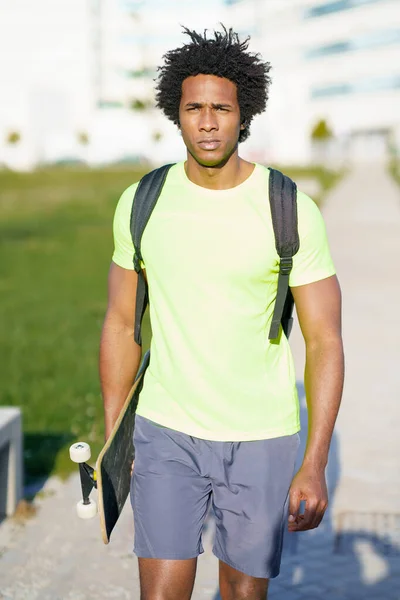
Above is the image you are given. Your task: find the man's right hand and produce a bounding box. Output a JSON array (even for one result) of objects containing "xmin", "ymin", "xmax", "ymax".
[{"xmin": 100, "ymin": 263, "xmax": 142, "ymax": 446}]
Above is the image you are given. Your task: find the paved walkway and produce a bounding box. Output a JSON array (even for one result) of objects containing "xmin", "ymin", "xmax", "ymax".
[{"xmin": 1, "ymin": 164, "xmax": 400, "ymax": 599}]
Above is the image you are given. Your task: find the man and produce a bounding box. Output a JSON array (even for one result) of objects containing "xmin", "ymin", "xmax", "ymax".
[{"xmin": 100, "ymin": 26, "xmax": 344, "ymax": 600}]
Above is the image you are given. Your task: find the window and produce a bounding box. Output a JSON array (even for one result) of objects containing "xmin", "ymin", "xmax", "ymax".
[
  {"xmin": 312, "ymin": 75, "xmax": 400, "ymax": 98},
  {"xmin": 352, "ymin": 75, "xmax": 400, "ymax": 92},
  {"xmin": 306, "ymin": 41, "xmax": 349, "ymax": 58},
  {"xmin": 304, "ymin": 0, "xmax": 383, "ymax": 19},
  {"xmin": 352, "ymin": 29, "xmax": 400, "ymax": 50},
  {"xmin": 312, "ymin": 83, "xmax": 351, "ymax": 97},
  {"xmin": 305, "ymin": 0, "xmax": 347, "ymax": 17},
  {"xmin": 306, "ymin": 29, "xmax": 400, "ymax": 58}
]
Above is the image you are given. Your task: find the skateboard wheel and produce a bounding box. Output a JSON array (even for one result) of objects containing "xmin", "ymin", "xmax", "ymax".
[
  {"xmin": 76, "ymin": 499, "xmax": 97, "ymax": 519},
  {"xmin": 69, "ymin": 442, "xmax": 91, "ymax": 463}
]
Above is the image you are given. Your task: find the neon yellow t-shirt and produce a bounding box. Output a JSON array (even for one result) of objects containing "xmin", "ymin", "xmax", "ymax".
[{"xmin": 112, "ymin": 162, "xmax": 335, "ymax": 441}]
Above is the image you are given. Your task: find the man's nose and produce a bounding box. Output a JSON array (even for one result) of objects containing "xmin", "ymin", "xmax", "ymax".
[{"xmin": 199, "ymin": 108, "xmax": 218, "ymax": 131}]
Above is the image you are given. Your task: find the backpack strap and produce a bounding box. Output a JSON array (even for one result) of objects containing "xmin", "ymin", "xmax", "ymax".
[
  {"xmin": 268, "ymin": 168, "xmax": 300, "ymax": 340},
  {"xmin": 130, "ymin": 164, "xmax": 175, "ymax": 345}
]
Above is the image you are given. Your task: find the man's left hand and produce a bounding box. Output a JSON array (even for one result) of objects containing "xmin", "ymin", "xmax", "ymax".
[{"xmin": 288, "ymin": 465, "xmax": 328, "ymax": 531}]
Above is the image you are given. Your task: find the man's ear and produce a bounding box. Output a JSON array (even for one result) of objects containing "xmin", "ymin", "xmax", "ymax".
[{"xmin": 240, "ymin": 120, "xmax": 247, "ymax": 130}]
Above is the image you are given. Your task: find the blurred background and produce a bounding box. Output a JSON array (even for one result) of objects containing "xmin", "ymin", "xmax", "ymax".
[
  {"xmin": 1, "ymin": 0, "xmax": 399, "ymax": 169},
  {"xmin": 0, "ymin": 1, "xmax": 400, "ymax": 598}
]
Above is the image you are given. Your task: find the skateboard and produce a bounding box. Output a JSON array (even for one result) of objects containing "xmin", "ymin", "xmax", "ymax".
[{"xmin": 69, "ymin": 351, "xmax": 150, "ymax": 544}]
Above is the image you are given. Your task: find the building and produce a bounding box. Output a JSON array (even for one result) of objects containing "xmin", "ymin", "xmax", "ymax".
[
  {"xmin": 0, "ymin": 0, "xmax": 92, "ymax": 169},
  {"xmin": 88, "ymin": 0, "xmax": 228, "ymax": 165},
  {"xmin": 1, "ymin": 0, "xmax": 398, "ymax": 168},
  {"xmin": 226, "ymin": 0, "xmax": 400, "ymax": 165},
  {"xmin": 0, "ymin": 0, "xmax": 227, "ymax": 169}
]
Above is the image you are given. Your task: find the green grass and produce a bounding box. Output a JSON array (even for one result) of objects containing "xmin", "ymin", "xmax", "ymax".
[
  {"xmin": 0, "ymin": 167, "xmax": 151, "ymax": 484},
  {"xmin": 389, "ymin": 159, "xmax": 400, "ymax": 187},
  {"xmin": 0, "ymin": 163, "xmax": 341, "ymax": 486},
  {"xmin": 273, "ymin": 164, "xmax": 345, "ymax": 205}
]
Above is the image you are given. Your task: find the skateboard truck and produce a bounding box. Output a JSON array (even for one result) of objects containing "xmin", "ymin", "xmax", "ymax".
[
  {"xmin": 69, "ymin": 442, "xmax": 98, "ymax": 519},
  {"xmin": 69, "ymin": 352, "xmax": 150, "ymax": 541}
]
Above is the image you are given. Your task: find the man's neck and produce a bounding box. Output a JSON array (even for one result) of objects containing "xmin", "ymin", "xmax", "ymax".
[{"xmin": 184, "ymin": 154, "xmax": 255, "ymax": 190}]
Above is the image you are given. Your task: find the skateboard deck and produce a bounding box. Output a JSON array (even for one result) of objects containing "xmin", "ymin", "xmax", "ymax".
[
  {"xmin": 96, "ymin": 351, "xmax": 150, "ymax": 543},
  {"xmin": 70, "ymin": 351, "xmax": 150, "ymax": 544}
]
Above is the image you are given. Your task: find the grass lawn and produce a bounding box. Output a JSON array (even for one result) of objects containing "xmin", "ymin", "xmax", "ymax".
[
  {"xmin": 0, "ymin": 167, "xmax": 152, "ymax": 485},
  {"xmin": 0, "ymin": 163, "xmax": 340, "ymax": 487},
  {"xmin": 389, "ymin": 159, "xmax": 400, "ymax": 187},
  {"xmin": 275, "ymin": 164, "xmax": 344, "ymax": 205}
]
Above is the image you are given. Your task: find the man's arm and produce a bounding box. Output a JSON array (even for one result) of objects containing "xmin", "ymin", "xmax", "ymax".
[
  {"xmin": 288, "ymin": 274, "xmax": 344, "ymax": 531},
  {"xmin": 99, "ymin": 262, "xmax": 142, "ymax": 440}
]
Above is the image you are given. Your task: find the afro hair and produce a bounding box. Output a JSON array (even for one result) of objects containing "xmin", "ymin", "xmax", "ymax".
[{"xmin": 155, "ymin": 25, "xmax": 272, "ymax": 143}]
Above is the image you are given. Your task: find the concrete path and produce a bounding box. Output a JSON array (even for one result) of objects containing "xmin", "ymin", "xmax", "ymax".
[
  {"xmin": 1, "ymin": 164, "xmax": 400, "ymax": 599},
  {"xmin": 321, "ymin": 164, "xmax": 400, "ymax": 515}
]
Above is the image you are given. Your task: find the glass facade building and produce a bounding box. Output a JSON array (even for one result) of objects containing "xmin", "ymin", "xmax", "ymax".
[
  {"xmin": 304, "ymin": 0, "xmax": 385, "ymax": 19},
  {"xmin": 312, "ymin": 75, "xmax": 400, "ymax": 97},
  {"xmin": 224, "ymin": 0, "xmax": 400, "ymax": 164},
  {"xmin": 306, "ymin": 29, "xmax": 400, "ymax": 58}
]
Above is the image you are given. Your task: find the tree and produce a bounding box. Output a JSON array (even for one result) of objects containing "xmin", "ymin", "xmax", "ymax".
[
  {"xmin": 311, "ymin": 119, "xmax": 333, "ymax": 141},
  {"xmin": 77, "ymin": 131, "xmax": 89, "ymax": 145},
  {"xmin": 130, "ymin": 98, "xmax": 152, "ymax": 111},
  {"xmin": 152, "ymin": 131, "xmax": 163, "ymax": 143},
  {"xmin": 6, "ymin": 131, "xmax": 21, "ymax": 145}
]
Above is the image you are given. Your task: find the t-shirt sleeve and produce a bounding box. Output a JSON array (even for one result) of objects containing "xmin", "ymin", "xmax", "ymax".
[
  {"xmin": 289, "ymin": 190, "xmax": 336, "ymax": 287},
  {"xmin": 111, "ymin": 183, "xmax": 139, "ymax": 270}
]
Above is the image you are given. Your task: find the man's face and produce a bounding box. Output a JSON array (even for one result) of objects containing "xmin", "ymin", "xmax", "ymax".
[{"xmin": 179, "ymin": 74, "xmax": 242, "ymax": 167}]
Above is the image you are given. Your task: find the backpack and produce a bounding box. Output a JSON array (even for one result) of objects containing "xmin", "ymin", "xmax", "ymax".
[{"xmin": 130, "ymin": 164, "xmax": 300, "ymax": 347}]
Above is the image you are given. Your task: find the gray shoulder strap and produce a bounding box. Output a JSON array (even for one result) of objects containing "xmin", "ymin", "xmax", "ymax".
[
  {"xmin": 130, "ymin": 164, "xmax": 175, "ymax": 345},
  {"xmin": 131, "ymin": 164, "xmax": 175, "ymax": 271},
  {"xmin": 268, "ymin": 168, "xmax": 300, "ymax": 340}
]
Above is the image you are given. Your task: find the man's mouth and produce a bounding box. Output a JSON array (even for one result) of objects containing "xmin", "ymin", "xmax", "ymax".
[{"xmin": 198, "ymin": 140, "xmax": 221, "ymax": 150}]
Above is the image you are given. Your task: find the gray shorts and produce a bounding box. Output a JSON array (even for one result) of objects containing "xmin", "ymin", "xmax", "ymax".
[{"xmin": 130, "ymin": 415, "xmax": 299, "ymax": 579}]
